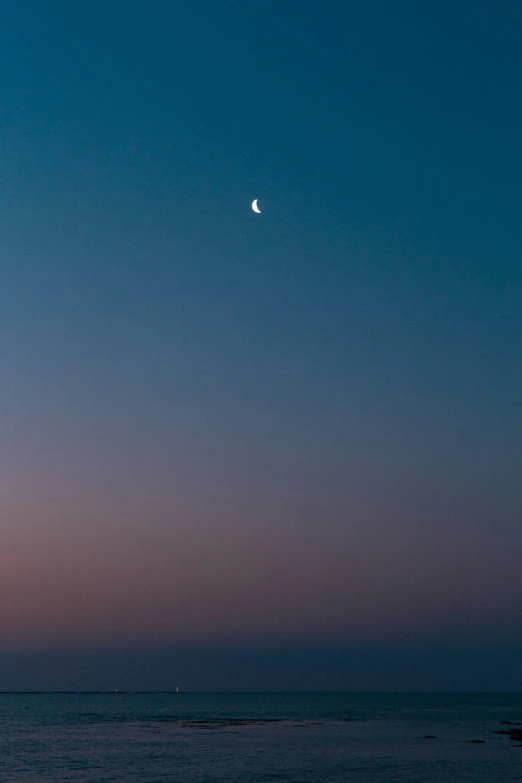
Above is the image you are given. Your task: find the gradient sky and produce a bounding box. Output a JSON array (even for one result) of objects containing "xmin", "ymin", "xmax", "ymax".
[{"xmin": 1, "ymin": 0, "xmax": 521, "ymax": 690}]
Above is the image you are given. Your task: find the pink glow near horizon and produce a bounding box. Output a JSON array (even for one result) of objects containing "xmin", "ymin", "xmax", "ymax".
[{"xmin": 2, "ymin": 459, "xmax": 519, "ymax": 651}]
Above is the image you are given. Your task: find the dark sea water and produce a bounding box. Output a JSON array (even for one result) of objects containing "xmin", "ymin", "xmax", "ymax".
[{"xmin": 1, "ymin": 692, "xmax": 522, "ymax": 782}]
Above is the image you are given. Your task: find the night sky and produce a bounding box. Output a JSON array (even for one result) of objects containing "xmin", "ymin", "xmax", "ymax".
[{"xmin": 2, "ymin": 1, "xmax": 521, "ymax": 691}]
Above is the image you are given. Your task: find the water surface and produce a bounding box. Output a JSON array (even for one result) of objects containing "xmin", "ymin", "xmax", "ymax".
[{"xmin": 2, "ymin": 692, "xmax": 522, "ymax": 781}]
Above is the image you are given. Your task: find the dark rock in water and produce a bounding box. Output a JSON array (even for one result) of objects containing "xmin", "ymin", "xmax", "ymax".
[
  {"xmin": 469, "ymin": 739, "xmax": 485, "ymax": 744},
  {"xmin": 181, "ymin": 718, "xmax": 282, "ymax": 730},
  {"xmin": 424, "ymin": 735, "xmax": 437, "ymax": 739},
  {"xmin": 508, "ymin": 729, "xmax": 522, "ymax": 742}
]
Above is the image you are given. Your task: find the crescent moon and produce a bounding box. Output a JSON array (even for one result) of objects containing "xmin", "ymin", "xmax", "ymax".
[{"xmin": 252, "ymin": 199, "xmax": 261, "ymax": 214}]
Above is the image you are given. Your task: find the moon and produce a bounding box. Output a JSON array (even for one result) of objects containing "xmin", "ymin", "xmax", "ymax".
[{"xmin": 251, "ymin": 199, "xmax": 261, "ymax": 214}]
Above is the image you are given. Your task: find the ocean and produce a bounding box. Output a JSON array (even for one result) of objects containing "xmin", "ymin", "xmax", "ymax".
[{"xmin": 1, "ymin": 692, "xmax": 522, "ymax": 782}]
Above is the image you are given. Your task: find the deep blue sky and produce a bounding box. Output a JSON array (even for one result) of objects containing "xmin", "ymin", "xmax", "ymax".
[{"xmin": 1, "ymin": 1, "xmax": 521, "ymax": 689}]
